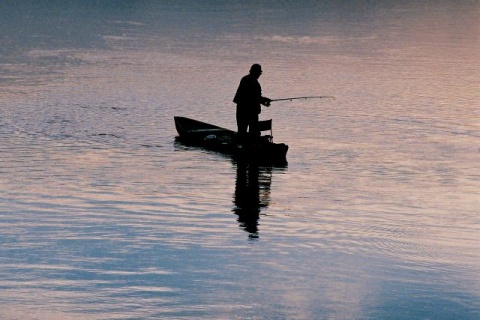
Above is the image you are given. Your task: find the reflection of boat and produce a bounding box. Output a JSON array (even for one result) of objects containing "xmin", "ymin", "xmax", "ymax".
[
  {"xmin": 232, "ymin": 159, "xmax": 287, "ymax": 239},
  {"xmin": 174, "ymin": 116, "xmax": 288, "ymax": 164},
  {"xmin": 232, "ymin": 161, "xmax": 272, "ymax": 239}
]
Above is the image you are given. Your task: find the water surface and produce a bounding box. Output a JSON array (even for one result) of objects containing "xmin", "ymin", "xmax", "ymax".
[{"xmin": 1, "ymin": 1, "xmax": 479, "ymax": 319}]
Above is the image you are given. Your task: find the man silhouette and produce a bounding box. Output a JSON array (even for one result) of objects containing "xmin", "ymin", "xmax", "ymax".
[{"xmin": 233, "ymin": 64, "xmax": 271, "ymax": 140}]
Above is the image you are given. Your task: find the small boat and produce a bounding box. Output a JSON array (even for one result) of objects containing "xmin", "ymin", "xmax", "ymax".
[{"xmin": 174, "ymin": 116, "xmax": 288, "ymax": 163}]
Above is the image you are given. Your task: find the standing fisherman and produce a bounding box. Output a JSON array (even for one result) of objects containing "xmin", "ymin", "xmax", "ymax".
[{"xmin": 233, "ymin": 64, "xmax": 271, "ymax": 140}]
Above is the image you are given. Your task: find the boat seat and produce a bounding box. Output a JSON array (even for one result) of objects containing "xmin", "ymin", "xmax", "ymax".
[{"xmin": 258, "ymin": 119, "xmax": 273, "ymax": 142}]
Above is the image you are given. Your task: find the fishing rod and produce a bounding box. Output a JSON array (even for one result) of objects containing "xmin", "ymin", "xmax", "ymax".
[{"xmin": 270, "ymin": 96, "xmax": 335, "ymax": 102}]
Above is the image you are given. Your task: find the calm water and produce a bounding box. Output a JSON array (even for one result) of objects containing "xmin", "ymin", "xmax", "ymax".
[{"xmin": 1, "ymin": 1, "xmax": 479, "ymax": 319}]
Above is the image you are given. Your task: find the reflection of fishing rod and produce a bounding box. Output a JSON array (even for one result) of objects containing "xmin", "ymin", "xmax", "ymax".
[{"xmin": 270, "ymin": 96, "xmax": 335, "ymax": 102}]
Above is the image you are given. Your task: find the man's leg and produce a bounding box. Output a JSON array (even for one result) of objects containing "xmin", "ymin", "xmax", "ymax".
[
  {"xmin": 236, "ymin": 107, "xmax": 248, "ymax": 142},
  {"xmin": 237, "ymin": 106, "xmax": 248, "ymax": 133},
  {"xmin": 248, "ymin": 113, "xmax": 260, "ymax": 138}
]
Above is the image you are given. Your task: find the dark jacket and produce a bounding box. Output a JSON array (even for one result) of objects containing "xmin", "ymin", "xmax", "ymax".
[{"xmin": 233, "ymin": 74, "xmax": 262, "ymax": 114}]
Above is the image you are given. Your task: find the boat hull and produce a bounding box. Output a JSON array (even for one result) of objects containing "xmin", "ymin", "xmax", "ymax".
[{"xmin": 174, "ymin": 116, "xmax": 288, "ymax": 164}]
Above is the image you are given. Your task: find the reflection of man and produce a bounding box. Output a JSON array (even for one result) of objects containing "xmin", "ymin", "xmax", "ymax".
[
  {"xmin": 233, "ymin": 64, "xmax": 271, "ymax": 139},
  {"xmin": 233, "ymin": 161, "xmax": 272, "ymax": 239}
]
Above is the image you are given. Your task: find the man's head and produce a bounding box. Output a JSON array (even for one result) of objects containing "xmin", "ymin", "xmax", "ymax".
[{"xmin": 249, "ymin": 64, "xmax": 263, "ymax": 78}]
